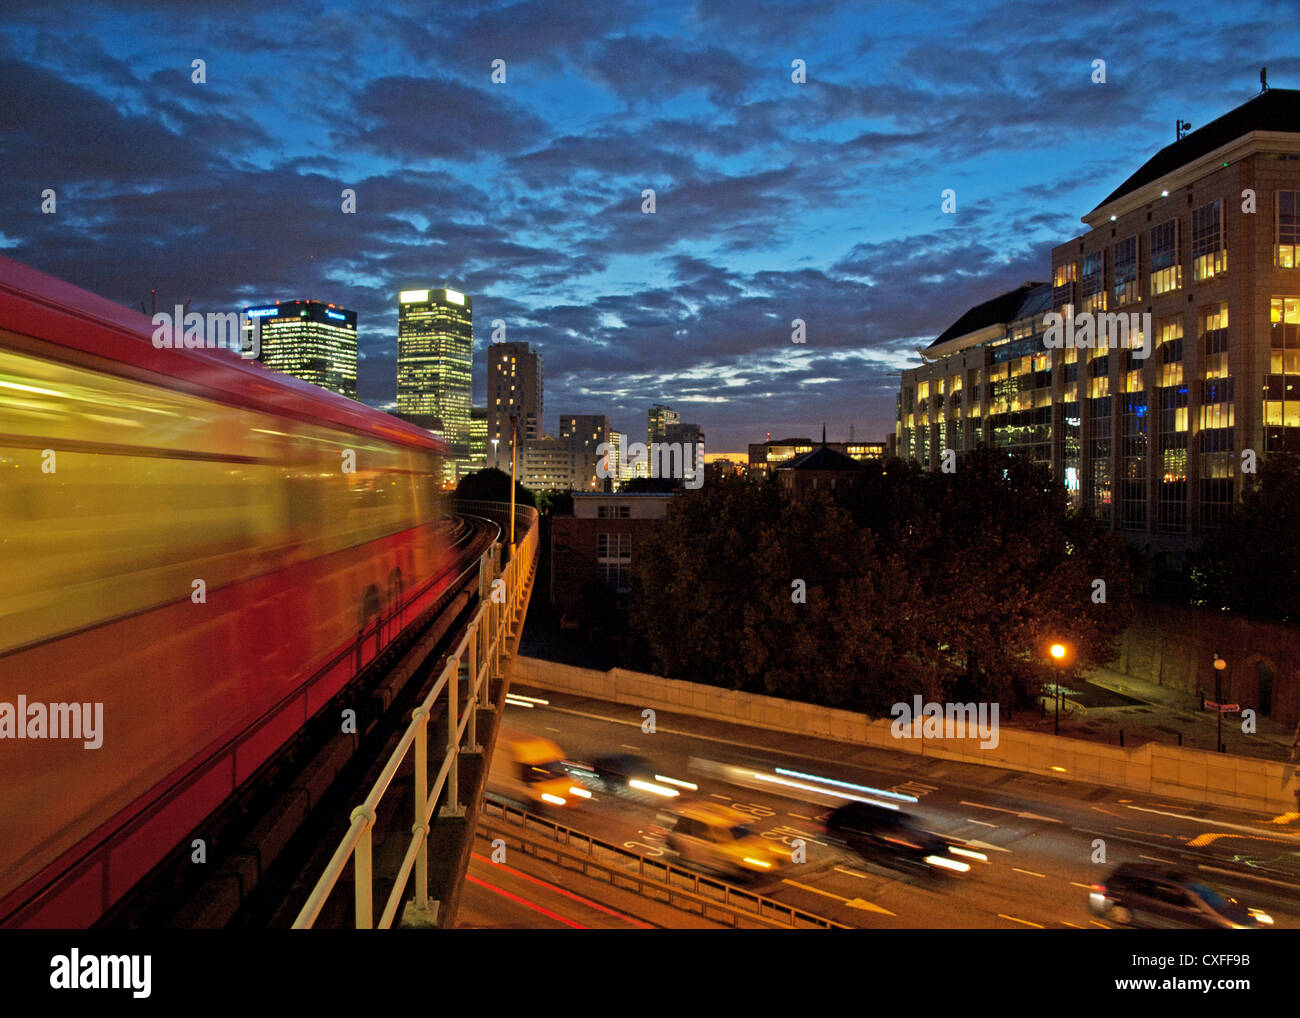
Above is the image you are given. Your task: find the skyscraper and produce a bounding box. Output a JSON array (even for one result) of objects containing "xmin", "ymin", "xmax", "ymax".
[
  {"xmin": 559, "ymin": 413, "xmax": 611, "ymax": 491},
  {"xmin": 487, "ymin": 342, "xmax": 543, "ymax": 472},
  {"xmin": 244, "ymin": 299, "xmax": 357, "ymax": 399},
  {"xmin": 647, "ymin": 403, "xmax": 680, "ymax": 446},
  {"xmin": 397, "ymin": 287, "xmax": 472, "ymax": 484}
]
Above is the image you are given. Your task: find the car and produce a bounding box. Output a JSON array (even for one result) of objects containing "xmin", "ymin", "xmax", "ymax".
[
  {"xmin": 487, "ymin": 728, "xmax": 592, "ymax": 810},
  {"xmin": 1088, "ymin": 863, "xmax": 1273, "ymax": 929},
  {"xmin": 660, "ymin": 802, "xmax": 791, "ymax": 880},
  {"xmin": 824, "ymin": 801, "xmax": 982, "ymax": 874}
]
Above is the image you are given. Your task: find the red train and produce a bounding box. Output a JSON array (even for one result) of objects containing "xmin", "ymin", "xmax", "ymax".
[{"xmin": 0, "ymin": 255, "xmax": 456, "ymax": 927}]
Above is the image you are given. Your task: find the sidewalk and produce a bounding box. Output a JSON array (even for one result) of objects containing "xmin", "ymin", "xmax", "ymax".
[{"xmin": 1022, "ymin": 665, "xmax": 1300, "ymax": 764}]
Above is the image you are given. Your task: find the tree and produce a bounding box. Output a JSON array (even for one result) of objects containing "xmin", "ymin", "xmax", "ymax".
[
  {"xmin": 629, "ymin": 451, "xmax": 1133, "ymax": 715},
  {"xmin": 455, "ymin": 467, "xmax": 535, "ymax": 508},
  {"xmin": 1190, "ymin": 452, "xmax": 1300, "ymax": 622}
]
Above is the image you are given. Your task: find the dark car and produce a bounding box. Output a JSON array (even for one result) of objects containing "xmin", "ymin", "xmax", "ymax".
[
  {"xmin": 1089, "ymin": 863, "xmax": 1273, "ymax": 929},
  {"xmin": 825, "ymin": 801, "xmax": 982, "ymax": 874}
]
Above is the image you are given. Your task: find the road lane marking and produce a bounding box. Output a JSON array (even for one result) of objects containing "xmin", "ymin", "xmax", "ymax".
[
  {"xmin": 1012, "ymin": 868, "xmax": 1045, "ymax": 878},
  {"xmin": 465, "ymin": 873, "xmax": 587, "ymax": 929},
  {"xmin": 1070, "ymin": 882, "xmax": 1095, "ymax": 890},
  {"xmin": 963, "ymin": 840, "xmax": 1011, "ymax": 854},
  {"xmin": 1126, "ymin": 804, "xmax": 1300, "ymax": 838},
  {"xmin": 470, "ymin": 852, "xmax": 654, "ymax": 928},
  {"xmin": 1062, "ymin": 921, "xmax": 1086, "ymax": 928},
  {"xmin": 710, "ymin": 793, "xmax": 732, "ymax": 801},
  {"xmin": 964, "ymin": 819, "xmax": 997, "ymax": 828},
  {"xmin": 998, "ymin": 913, "xmax": 1044, "ymax": 928},
  {"xmin": 782, "ymin": 878, "xmax": 895, "ymax": 915},
  {"xmin": 961, "ymin": 801, "xmax": 1061, "ymax": 823},
  {"xmin": 788, "ymin": 812, "xmax": 814, "ymax": 820},
  {"xmin": 1089, "ymin": 919, "xmax": 1110, "ymax": 929},
  {"xmin": 1139, "ymin": 854, "xmax": 1169, "ymax": 864}
]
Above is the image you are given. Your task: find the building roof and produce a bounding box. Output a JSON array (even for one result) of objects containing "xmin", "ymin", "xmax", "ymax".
[
  {"xmin": 1089, "ymin": 88, "xmax": 1300, "ymax": 214},
  {"xmin": 778, "ymin": 444, "xmax": 867, "ymax": 472},
  {"xmin": 927, "ymin": 282, "xmax": 1050, "ymax": 349}
]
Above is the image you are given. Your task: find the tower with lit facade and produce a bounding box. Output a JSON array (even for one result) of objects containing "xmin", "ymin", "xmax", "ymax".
[
  {"xmin": 245, "ymin": 299, "xmax": 357, "ymax": 399},
  {"xmin": 397, "ymin": 287, "xmax": 472, "ymax": 484}
]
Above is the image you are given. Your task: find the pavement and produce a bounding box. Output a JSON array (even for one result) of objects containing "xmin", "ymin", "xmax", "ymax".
[{"xmin": 1035, "ymin": 666, "xmax": 1300, "ymax": 763}]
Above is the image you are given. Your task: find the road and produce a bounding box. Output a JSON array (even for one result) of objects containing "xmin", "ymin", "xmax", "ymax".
[{"xmin": 461, "ymin": 684, "xmax": 1300, "ymax": 930}]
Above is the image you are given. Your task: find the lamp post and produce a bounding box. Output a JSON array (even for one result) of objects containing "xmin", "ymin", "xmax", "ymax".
[
  {"xmin": 1213, "ymin": 654, "xmax": 1227, "ymax": 753},
  {"xmin": 508, "ymin": 413, "xmax": 518, "ymax": 547},
  {"xmin": 1050, "ymin": 643, "xmax": 1066, "ymax": 736}
]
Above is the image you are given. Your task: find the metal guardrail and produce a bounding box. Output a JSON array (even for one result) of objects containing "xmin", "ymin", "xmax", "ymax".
[
  {"xmin": 293, "ymin": 502, "xmax": 539, "ymax": 929},
  {"xmin": 478, "ymin": 798, "xmax": 850, "ymax": 930}
]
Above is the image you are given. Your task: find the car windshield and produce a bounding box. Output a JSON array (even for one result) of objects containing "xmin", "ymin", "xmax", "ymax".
[{"xmin": 1187, "ymin": 883, "xmax": 1232, "ymax": 911}]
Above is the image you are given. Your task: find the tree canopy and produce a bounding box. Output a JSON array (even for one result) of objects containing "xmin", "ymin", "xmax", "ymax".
[{"xmin": 629, "ymin": 451, "xmax": 1132, "ymax": 715}]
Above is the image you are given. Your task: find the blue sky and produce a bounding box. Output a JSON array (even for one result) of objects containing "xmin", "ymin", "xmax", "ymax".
[{"xmin": 3, "ymin": 0, "xmax": 1299, "ymax": 451}]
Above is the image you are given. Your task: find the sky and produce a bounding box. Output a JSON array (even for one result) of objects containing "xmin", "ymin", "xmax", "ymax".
[{"xmin": 3, "ymin": 1, "xmax": 1299, "ymax": 452}]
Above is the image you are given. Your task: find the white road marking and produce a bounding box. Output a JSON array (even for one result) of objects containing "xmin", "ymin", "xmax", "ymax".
[
  {"xmin": 1012, "ymin": 868, "xmax": 1046, "ymax": 878},
  {"xmin": 782, "ymin": 878, "xmax": 895, "ymax": 915},
  {"xmin": 962, "ymin": 840, "xmax": 1012, "ymax": 854},
  {"xmin": 1127, "ymin": 804, "xmax": 1298, "ymax": 837},
  {"xmin": 961, "ymin": 801, "xmax": 1061, "ymax": 824},
  {"xmin": 964, "ymin": 819, "xmax": 998, "ymax": 828},
  {"xmin": 710, "ymin": 793, "xmax": 732, "ymax": 801}
]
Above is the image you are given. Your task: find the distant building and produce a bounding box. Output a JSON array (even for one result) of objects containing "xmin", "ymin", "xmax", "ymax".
[
  {"xmin": 488, "ymin": 342, "xmax": 543, "ymax": 472},
  {"xmin": 550, "ymin": 492, "xmax": 674, "ymax": 612},
  {"xmin": 748, "ymin": 436, "xmax": 880, "ymax": 478},
  {"xmin": 559, "ymin": 413, "xmax": 611, "ymax": 491},
  {"xmin": 469, "ymin": 406, "xmax": 487, "ymax": 471},
  {"xmin": 521, "ymin": 435, "xmax": 580, "ymax": 491},
  {"xmin": 647, "ymin": 403, "xmax": 680, "ymax": 445},
  {"xmin": 244, "ymin": 299, "xmax": 357, "ymax": 399},
  {"xmin": 397, "ymin": 287, "xmax": 472, "ymax": 484},
  {"xmin": 664, "ymin": 421, "xmax": 705, "ymax": 475},
  {"xmin": 608, "ymin": 431, "xmax": 626, "ymax": 484},
  {"xmin": 775, "ymin": 434, "xmax": 869, "ymax": 501}
]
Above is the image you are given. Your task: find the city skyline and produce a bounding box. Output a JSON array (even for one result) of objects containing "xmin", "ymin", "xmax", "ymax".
[{"xmin": 6, "ymin": 2, "xmax": 1300, "ymax": 450}]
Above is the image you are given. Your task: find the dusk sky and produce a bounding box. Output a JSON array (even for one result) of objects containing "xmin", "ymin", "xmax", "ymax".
[{"xmin": 4, "ymin": 1, "xmax": 1299, "ymax": 452}]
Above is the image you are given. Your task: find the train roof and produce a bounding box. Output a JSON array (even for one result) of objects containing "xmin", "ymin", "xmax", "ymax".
[{"xmin": 0, "ymin": 254, "xmax": 447, "ymax": 453}]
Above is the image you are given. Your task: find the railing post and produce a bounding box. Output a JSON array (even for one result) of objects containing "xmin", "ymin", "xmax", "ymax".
[
  {"xmin": 441, "ymin": 658, "xmax": 464, "ymax": 818},
  {"xmin": 352, "ymin": 805, "xmax": 375, "ymax": 929},
  {"xmin": 412, "ymin": 706, "xmax": 430, "ymax": 909},
  {"xmin": 464, "ymin": 621, "xmax": 481, "ymax": 753}
]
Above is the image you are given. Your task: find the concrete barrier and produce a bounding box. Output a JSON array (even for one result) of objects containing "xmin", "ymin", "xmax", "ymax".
[{"xmin": 516, "ymin": 656, "xmax": 1300, "ymax": 814}]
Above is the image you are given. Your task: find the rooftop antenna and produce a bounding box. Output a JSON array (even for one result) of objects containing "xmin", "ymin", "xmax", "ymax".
[
  {"xmin": 821, "ymin": 422, "xmax": 827, "ymax": 446},
  {"xmin": 1261, "ymin": 66, "xmax": 1269, "ymax": 93}
]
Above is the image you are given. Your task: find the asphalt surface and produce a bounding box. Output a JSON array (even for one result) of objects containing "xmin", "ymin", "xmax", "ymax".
[{"xmin": 459, "ymin": 685, "xmax": 1300, "ymax": 930}]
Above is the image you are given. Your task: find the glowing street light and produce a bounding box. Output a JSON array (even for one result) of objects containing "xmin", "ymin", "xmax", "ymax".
[
  {"xmin": 1049, "ymin": 642, "xmax": 1068, "ymax": 736},
  {"xmin": 1213, "ymin": 653, "xmax": 1227, "ymax": 753}
]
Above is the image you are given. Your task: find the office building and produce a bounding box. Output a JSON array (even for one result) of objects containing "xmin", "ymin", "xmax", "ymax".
[
  {"xmin": 488, "ymin": 342, "xmax": 543, "ymax": 472},
  {"xmin": 896, "ymin": 87, "xmax": 1300, "ymax": 556},
  {"xmin": 397, "ymin": 287, "xmax": 472, "ymax": 484},
  {"xmin": 244, "ymin": 299, "xmax": 357, "ymax": 399},
  {"xmin": 559, "ymin": 413, "xmax": 611, "ymax": 491}
]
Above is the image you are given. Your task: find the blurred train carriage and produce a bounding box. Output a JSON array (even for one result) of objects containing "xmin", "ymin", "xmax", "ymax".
[{"xmin": 0, "ymin": 255, "xmax": 454, "ymax": 927}]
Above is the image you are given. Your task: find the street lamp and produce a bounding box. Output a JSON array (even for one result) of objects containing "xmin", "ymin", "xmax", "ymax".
[
  {"xmin": 1050, "ymin": 643, "xmax": 1067, "ymax": 736},
  {"xmin": 1213, "ymin": 654, "xmax": 1227, "ymax": 753},
  {"xmin": 491, "ymin": 437, "xmax": 499, "ymax": 469}
]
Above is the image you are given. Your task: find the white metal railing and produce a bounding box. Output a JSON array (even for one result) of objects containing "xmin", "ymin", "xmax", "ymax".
[{"xmin": 293, "ymin": 502, "xmax": 539, "ymax": 929}]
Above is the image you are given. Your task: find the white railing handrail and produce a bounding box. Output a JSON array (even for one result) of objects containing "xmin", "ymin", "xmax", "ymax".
[{"xmin": 293, "ymin": 509, "xmax": 539, "ymax": 929}]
